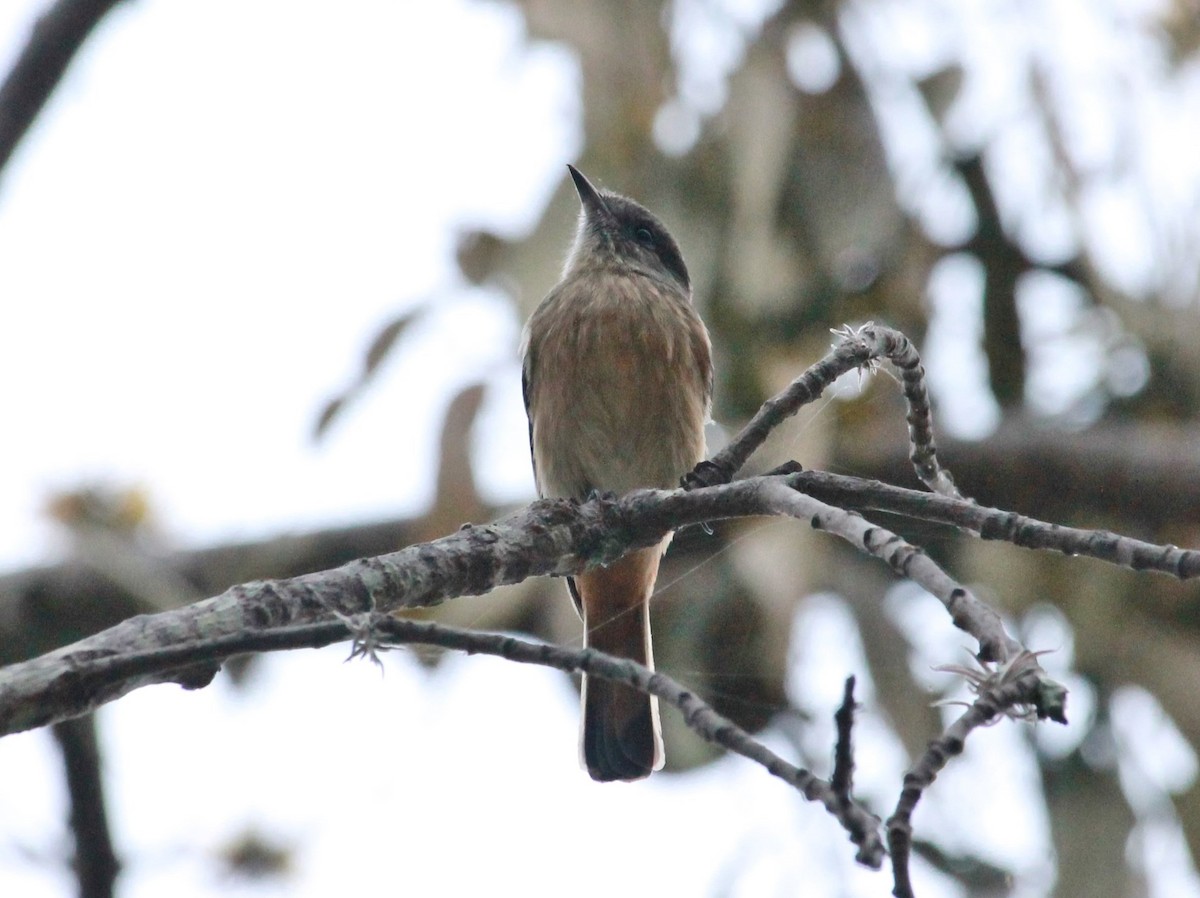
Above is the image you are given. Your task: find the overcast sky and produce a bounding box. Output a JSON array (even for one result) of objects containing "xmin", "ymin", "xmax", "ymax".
[{"xmin": 0, "ymin": 0, "xmax": 574, "ymax": 572}]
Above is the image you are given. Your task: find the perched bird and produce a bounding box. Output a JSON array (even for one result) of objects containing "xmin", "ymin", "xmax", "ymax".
[{"xmin": 521, "ymin": 166, "xmax": 713, "ymax": 781}]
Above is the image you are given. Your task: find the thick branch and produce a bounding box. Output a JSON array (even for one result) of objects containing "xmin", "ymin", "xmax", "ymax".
[
  {"xmin": 0, "ymin": 471, "xmax": 1061, "ymax": 737},
  {"xmin": 1, "ymin": 471, "xmax": 1092, "ymax": 736},
  {"xmin": 0, "ymin": 480, "xmax": 782, "ymax": 735}
]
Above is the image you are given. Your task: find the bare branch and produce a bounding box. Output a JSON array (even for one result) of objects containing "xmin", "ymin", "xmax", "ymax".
[
  {"xmin": 760, "ymin": 480, "xmax": 1032, "ymax": 668},
  {"xmin": 1, "ymin": 471, "xmax": 1080, "ymax": 741},
  {"xmin": 52, "ymin": 715, "xmax": 119, "ymax": 898},
  {"xmin": 693, "ymin": 324, "xmax": 958, "ymax": 496},
  {"xmin": 887, "ymin": 652, "xmax": 1054, "ymax": 898},
  {"xmin": 0, "ymin": 479, "xmax": 794, "ymax": 735},
  {"xmin": 789, "ymin": 470, "xmax": 1200, "ymax": 580},
  {"xmin": 11, "ymin": 607, "xmax": 892, "ymax": 866},
  {"xmin": 831, "ymin": 675, "xmax": 858, "ymax": 799}
]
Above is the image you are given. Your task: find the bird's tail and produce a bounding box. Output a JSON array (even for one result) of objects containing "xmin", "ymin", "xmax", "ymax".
[{"xmin": 575, "ymin": 545, "xmax": 665, "ymax": 782}]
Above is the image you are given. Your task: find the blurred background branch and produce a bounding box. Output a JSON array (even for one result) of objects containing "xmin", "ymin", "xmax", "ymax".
[{"xmin": 0, "ymin": 0, "xmax": 123, "ymax": 182}]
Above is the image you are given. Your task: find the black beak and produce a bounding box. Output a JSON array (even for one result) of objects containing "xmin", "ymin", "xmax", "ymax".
[{"xmin": 567, "ymin": 165, "xmax": 609, "ymax": 221}]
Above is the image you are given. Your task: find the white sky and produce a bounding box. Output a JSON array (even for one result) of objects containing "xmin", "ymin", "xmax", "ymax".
[
  {"xmin": 0, "ymin": 0, "xmax": 569, "ymax": 568},
  {"xmin": 1, "ymin": 1, "xmax": 1198, "ymax": 896}
]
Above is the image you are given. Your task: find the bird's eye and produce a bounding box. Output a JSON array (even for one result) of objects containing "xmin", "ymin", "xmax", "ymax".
[{"xmin": 635, "ymin": 227, "xmax": 654, "ymax": 245}]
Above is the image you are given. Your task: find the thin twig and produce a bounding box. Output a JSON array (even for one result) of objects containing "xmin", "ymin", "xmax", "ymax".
[
  {"xmin": 365, "ymin": 616, "xmax": 886, "ymax": 866},
  {"xmin": 788, "ymin": 469, "xmax": 1200, "ymax": 580},
  {"xmin": 887, "ymin": 652, "xmax": 1050, "ymax": 898},
  {"xmin": 759, "ymin": 481, "xmax": 1031, "ymax": 667},
  {"xmin": 698, "ymin": 324, "xmax": 959, "ymax": 497},
  {"xmin": 831, "ymin": 675, "xmax": 857, "ymax": 799},
  {"xmin": 15, "ymin": 612, "xmax": 891, "ymax": 866}
]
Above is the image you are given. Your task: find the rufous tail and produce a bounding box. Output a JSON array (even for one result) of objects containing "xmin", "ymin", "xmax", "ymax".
[{"xmin": 575, "ymin": 546, "xmax": 664, "ymax": 782}]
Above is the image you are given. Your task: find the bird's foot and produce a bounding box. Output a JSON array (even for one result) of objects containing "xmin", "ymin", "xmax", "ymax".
[
  {"xmin": 681, "ymin": 460, "xmax": 733, "ymax": 490},
  {"xmin": 764, "ymin": 460, "xmax": 804, "ymax": 477}
]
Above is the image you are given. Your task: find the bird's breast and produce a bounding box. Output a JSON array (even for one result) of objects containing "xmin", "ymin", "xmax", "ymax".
[{"xmin": 526, "ymin": 272, "xmax": 711, "ymax": 499}]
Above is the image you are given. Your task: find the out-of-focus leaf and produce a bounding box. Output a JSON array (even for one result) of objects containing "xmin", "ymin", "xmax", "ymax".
[
  {"xmin": 364, "ymin": 310, "xmax": 420, "ymax": 377},
  {"xmin": 217, "ymin": 828, "xmax": 293, "ymax": 882},
  {"xmin": 457, "ymin": 230, "xmax": 509, "ymax": 285},
  {"xmin": 44, "ymin": 483, "xmax": 155, "ymax": 537},
  {"xmin": 312, "ymin": 396, "xmax": 345, "ymax": 440},
  {"xmin": 312, "ymin": 304, "xmax": 429, "ymax": 441}
]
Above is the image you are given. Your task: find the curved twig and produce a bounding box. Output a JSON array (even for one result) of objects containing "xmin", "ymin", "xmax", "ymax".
[{"xmin": 696, "ymin": 324, "xmax": 959, "ymax": 497}]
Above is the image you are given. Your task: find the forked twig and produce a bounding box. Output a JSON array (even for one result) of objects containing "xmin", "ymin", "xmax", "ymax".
[
  {"xmin": 690, "ymin": 323, "xmax": 959, "ymax": 497},
  {"xmin": 887, "ymin": 652, "xmax": 1056, "ymax": 897}
]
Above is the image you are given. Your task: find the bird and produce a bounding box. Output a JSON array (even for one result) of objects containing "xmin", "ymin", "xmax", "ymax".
[{"xmin": 521, "ymin": 165, "xmax": 713, "ymax": 781}]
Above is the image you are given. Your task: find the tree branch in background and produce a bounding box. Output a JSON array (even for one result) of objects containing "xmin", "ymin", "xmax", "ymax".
[
  {"xmin": 0, "ymin": 0, "xmax": 125, "ymax": 183},
  {"xmin": 956, "ymin": 155, "xmax": 1027, "ymax": 409},
  {"xmin": 51, "ymin": 715, "xmax": 119, "ymax": 898}
]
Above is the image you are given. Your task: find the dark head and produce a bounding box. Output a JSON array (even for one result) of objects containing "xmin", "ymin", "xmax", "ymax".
[{"xmin": 563, "ymin": 165, "xmax": 690, "ymax": 294}]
